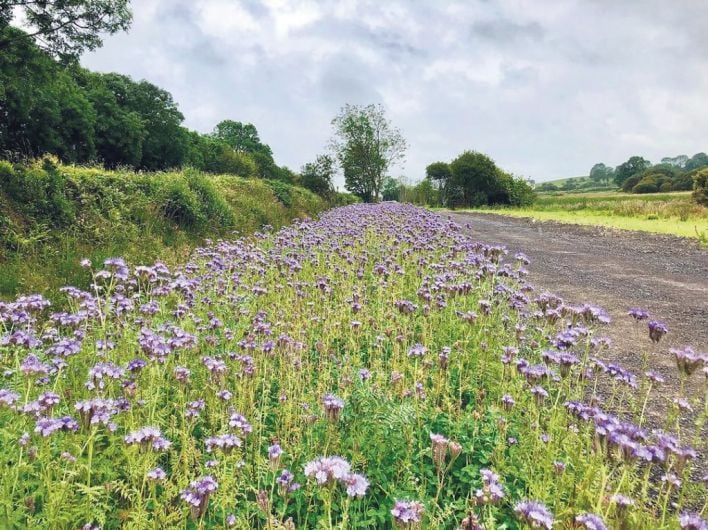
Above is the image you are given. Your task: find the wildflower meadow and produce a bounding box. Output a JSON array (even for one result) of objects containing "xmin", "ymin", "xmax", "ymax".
[{"xmin": 0, "ymin": 203, "xmax": 705, "ymax": 529}]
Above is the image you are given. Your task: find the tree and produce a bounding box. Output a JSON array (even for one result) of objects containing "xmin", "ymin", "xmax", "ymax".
[
  {"xmin": 300, "ymin": 155, "xmax": 335, "ymax": 198},
  {"xmin": 685, "ymin": 152, "xmax": 708, "ymax": 171},
  {"xmin": 0, "ymin": 0, "xmax": 132, "ymax": 60},
  {"xmin": 212, "ymin": 120, "xmax": 279, "ymax": 179},
  {"xmin": 381, "ymin": 177, "xmax": 400, "ymax": 201},
  {"xmin": 589, "ymin": 163, "xmax": 614, "ymax": 186},
  {"xmin": 330, "ymin": 104, "xmax": 407, "ymax": 203},
  {"xmin": 0, "ymin": 27, "xmax": 96, "ymax": 161},
  {"xmin": 426, "ymin": 161, "xmax": 451, "ymax": 206},
  {"xmin": 449, "ymin": 150, "xmax": 501, "ymax": 206},
  {"xmin": 614, "ymin": 156, "xmax": 651, "ymax": 187}
]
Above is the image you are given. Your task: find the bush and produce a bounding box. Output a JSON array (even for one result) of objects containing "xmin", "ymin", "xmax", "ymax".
[
  {"xmin": 185, "ymin": 171, "xmax": 235, "ymax": 228},
  {"xmin": 659, "ymin": 182, "xmax": 672, "ymax": 192},
  {"xmin": 331, "ymin": 192, "xmax": 361, "ymax": 207},
  {"xmin": 632, "ymin": 181, "xmax": 659, "ymax": 194},
  {"xmin": 693, "ymin": 168, "xmax": 708, "ymax": 206},
  {"xmin": 266, "ymin": 180, "xmax": 293, "ymax": 208},
  {"xmin": 157, "ymin": 175, "xmax": 205, "ymax": 229},
  {"xmin": 622, "ymin": 175, "xmax": 642, "ymax": 192},
  {"xmin": 0, "ymin": 156, "xmax": 76, "ymax": 226}
]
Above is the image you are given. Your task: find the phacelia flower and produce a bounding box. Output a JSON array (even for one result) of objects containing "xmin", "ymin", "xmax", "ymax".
[
  {"xmin": 391, "ymin": 500, "xmax": 425, "ymax": 528},
  {"xmin": 514, "ymin": 500, "xmax": 554, "ymax": 529},
  {"xmin": 648, "ymin": 320, "xmax": 668, "ymax": 343},
  {"xmin": 575, "ymin": 513, "xmax": 608, "ymax": 530}
]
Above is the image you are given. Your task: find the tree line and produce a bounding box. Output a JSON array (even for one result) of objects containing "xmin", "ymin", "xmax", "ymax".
[
  {"xmin": 537, "ymin": 153, "xmax": 708, "ymax": 194},
  {"xmin": 390, "ymin": 152, "xmax": 535, "ymax": 208},
  {"xmin": 0, "ymin": 26, "xmax": 301, "ymax": 181}
]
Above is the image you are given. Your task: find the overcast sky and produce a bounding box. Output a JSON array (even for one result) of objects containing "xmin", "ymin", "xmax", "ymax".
[{"xmin": 82, "ymin": 0, "xmax": 708, "ymax": 184}]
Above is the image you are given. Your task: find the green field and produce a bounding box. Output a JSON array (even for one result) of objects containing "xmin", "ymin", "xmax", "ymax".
[{"xmin": 467, "ymin": 191, "xmax": 708, "ymax": 242}]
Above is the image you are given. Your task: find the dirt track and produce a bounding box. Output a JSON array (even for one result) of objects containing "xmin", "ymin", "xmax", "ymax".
[{"xmin": 446, "ymin": 212, "xmax": 707, "ymax": 420}]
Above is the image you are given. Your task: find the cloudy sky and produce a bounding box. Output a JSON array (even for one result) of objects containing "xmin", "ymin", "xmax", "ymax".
[{"xmin": 82, "ymin": 0, "xmax": 708, "ymax": 184}]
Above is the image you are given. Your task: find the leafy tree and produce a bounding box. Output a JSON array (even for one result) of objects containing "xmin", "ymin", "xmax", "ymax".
[
  {"xmin": 0, "ymin": 0, "xmax": 132, "ymax": 60},
  {"xmin": 449, "ymin": 150, "xmax": 500, "ymax": 206},
  {"xmin": 685, "ymin": 152, "xmax": 708, "ymax": 171},
  {"xmin": 426, "ymin": 161, "xmax": 451, "ymax": 205},
  {"xmin": 300, "ymin": 155, "xmax": 335, "ymax": 198},
  {"xmin": 0, "ymin": 26, "xmax": 95, "ymax": 161},
  {"xmin": 212, "ymin": 120, "xmax": 279, "ymax": 179},
  {"xmin": 330, "ymin": 104, "xmax": 407, "ymax": 203},
  {"xmin": 412, "ymin": 177, "xmax": 436, "ymax": 205},
  {"xmin": 589, "ymin": 163, "xmax": 614, "ymax": 185},
  {"xmin": 614, "ymin": 156, "xmax": 651, "ymax": 187},
  {"xmin": 77, "ymin": 71, "xmax": 144, "ymax": 167},
  {"xmin": 660, "ymin": 155, "xmax": 688, "ymax": 168},
  {"xmin": 381, "ymin": 177, "xmax": 400, "ymax": 201}
]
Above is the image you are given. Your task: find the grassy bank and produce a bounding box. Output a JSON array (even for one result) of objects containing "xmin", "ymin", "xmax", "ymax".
[
  {"xmin": 465, "ymin": 191, "xmax": 708, "ymax": 242},
  {"xmin": 0, "ymin": 158, "xmax": 325, "ymax": 298}
]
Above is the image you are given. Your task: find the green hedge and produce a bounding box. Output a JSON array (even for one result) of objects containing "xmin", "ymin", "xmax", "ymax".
[{"xmin": 0, "ymin": 157, "xmax": 325, "ymax": 298}]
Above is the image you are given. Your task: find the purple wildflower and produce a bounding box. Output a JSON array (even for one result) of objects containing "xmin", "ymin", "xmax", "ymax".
[{"xmin": 514, "ymin": 500, "xmax": 554, "ymax": 529}]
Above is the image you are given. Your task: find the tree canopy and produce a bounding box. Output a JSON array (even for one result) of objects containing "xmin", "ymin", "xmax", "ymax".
[
  {"xmin": 0, "ymin": 26, "xmax": 294, "ymax": 180},
  {"xmin": 300, "ymin": 155, "xmax": 335, "ymax": 198},
  {"xmin": 329, "ymin": 104, "xmax": 406, "ymax": 203},
  {"xmin": 0, "ymin": 0, "xmax": 132, "ymax": 60}
]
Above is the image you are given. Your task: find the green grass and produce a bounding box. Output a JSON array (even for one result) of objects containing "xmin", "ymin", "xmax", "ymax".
[{"xmin": 462, "ymin": 191, "xmax": 708, "ymax": 243}]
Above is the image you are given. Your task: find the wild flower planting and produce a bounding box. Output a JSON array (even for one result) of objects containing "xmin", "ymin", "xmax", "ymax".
[{"xmin": 0, "ymin": 203, "xmax": 706, "ymax": 529}]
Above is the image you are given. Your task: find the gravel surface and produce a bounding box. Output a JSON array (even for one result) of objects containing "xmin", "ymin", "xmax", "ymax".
[{"xmin": 446, "ymin": 211, "xmax": 707, "ymax": 429}]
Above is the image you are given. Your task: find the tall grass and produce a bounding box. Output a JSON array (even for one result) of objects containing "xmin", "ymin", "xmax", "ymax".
[{"xmin": 470, "ymin": 191, "xmax": 708, "ymax": 241}]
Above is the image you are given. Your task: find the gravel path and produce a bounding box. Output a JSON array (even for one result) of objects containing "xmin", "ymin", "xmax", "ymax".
[{"xmin": 446, "ymin": 211, "xmax": 708, "ymax": 427}]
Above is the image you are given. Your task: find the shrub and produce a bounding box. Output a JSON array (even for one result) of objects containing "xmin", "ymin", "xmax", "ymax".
[
  {"xmin": 266, "ymin": 180, "xmax": 293, "ymax": 208},
  {"xmin": 632, "ymin": 181, "xmax": 659, "ymax": 194},
  {"xmin": 659, "ymin": 182, "xmax": 672, "ymax": 192},
  {"xmin": 156, "ymin": 175, "xmax": 206, "ymax": 229},
  {"xmin": 186, "ymin": 171, "xmax": 235, "ymax": 228},
  {"xmin": 693, "ymin": 168, "xmax": 708, "ymax": 205},
  {"xmin": 622, "ymin": 175, "xmax": 642, "ymax": 192},
  {"xmin": 332, "ymin": 192, "xmax": 361, "ymax": 206}
]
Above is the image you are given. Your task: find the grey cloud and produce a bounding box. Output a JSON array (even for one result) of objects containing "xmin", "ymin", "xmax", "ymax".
[{"xmin": 82, "ymin": 0, "xmax": 708, "ymax": 182}]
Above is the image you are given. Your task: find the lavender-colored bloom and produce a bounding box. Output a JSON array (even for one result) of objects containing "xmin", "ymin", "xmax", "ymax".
[
  {"xmin": 391, "ymin": 500, "xmax": 425, "ymax": 526},
  {"xmin": 514, "ymin": 500, "xmax": 554, "ymax": 529},
  {"xmin": 679, "ymin": 512, "xmax": 708, "ymax": 530},
  {"xmin": 670, "ymin": 347, "xmax": 703, "ymax": 376},
  {"xmin": 0, "ymin": 388, "xmax": 20, "ymax": 407},
  {"xmin": 124, "ymin": 426, "xmax": 171, "ymax": 452},
  {"xmin": 648, "ymin": 320, "xmax": 668, "ymax": 343},
  {"xmin": 341, "ymin": 473, "xmax": 369, "ymax": 498},
  {"xmin": 180, "ymin": 475, "xmax": 218, "ymax": 519},
  {"xmin": 147, "ymin": 467, "xmax": 167, "ymax": 481},
  {"xmin": 205, "ymin": 433, "xmax": 241, "ymax": 454},
  {"xmin": 323, "ymin": 393, "xmax": 344, "ymax": 421},
  {"xmin": 407, "ymin": 343, "xmax": 428, "ymax": 357},
  {"xmin": 628, "ymin": 308, "xmax": 649, "ymax": 320},
  {"xmin": 173, "ymin": 366, "xmax": 190, "ymax": 383},
  {"xmin": 474, "ymin": 468, "xmax": 505, "ymax": 504},
  {"xmin": 228, "ymin": 411, "xmax": 252, "ymax": 434},
  {"xmin": 304, "ymin": 456, "xmax": 351, "ymax": 485},
  {"xmin": 575, "ymin": 513, "xmax": 608, "ymax": 530},
  {"xmin": 268, "ymin": 443, "xmax": 283, "ymax": 461},
  {"xmin": 645, "ymin": 371, "xmax": 665, "ymax": 384},
  {"xmin": 500, "ymin": 394, "xmax": 515, "ymax": 411},
  {"xmin": 35, "ymin": 416, "xmax": 79, "ymax": 437}
]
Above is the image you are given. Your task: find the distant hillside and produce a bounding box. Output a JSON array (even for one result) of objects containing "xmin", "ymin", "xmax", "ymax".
[{"xmin": 535, "ymin": 175, "xmax": 615, "ymax": 193}]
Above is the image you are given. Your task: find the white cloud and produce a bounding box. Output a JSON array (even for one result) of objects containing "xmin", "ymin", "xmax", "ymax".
[{"xmin": 82, "ymin": 0, "xmax": 708, "ymax": 183}]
